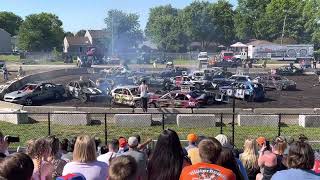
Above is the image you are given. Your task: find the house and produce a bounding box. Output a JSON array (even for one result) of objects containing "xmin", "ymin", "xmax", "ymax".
[
  {"xmin": 63, "ymin": 30, "xmax": 109, "ymax": 56},
  {"xmin": 0, "ymin": 28, "xmax": 11, "ymax": 53}
]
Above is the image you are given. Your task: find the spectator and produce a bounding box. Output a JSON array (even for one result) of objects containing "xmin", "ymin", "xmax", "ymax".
[
  {"xmin": 97, "ymin": 139, "xmax": 119, "ymax": 165},
  {"xmin": 256, "ymin": 140, "xmax": 277, "ymax": 180},
  {"xmin": 27, "ymin": 138, "xmax": 54, "ymax": 180},
  {"xmin": 148, "ymin": 129, "xmax": 191, "ymax": 180},
  {"xmin": 135, "ymin": 135, "xmax": 152, "ymax": 152},
  {"xmin": 61, "ymin": 137, "xmax": 76, "ymax": 163},
  {"xmin": 216, "ymin": 147, "xmax": 245, "ymax": 180},
  {"xmin": 256, "ymin": 137, "xmax": 266, "ymax": 150},
  {"xmin": 0, "ymin": 132, "xmax": 9, "ymax": 157},
  {"xmin": 100, "ymin": 146, "xmax": 108, "ymax": 155},
  {"xmin": 0, "ymin": 153, "xmax": 34, "ymax": 180},
  {"xmin": 109, "ymin": 155, "xmax": 137, "ymax": 180},
  {"xmin": 118, "ymin": 137, "xmax": 128, "ymax": 154},
  {"xmin": 47, "ymin": 136, "xmax": 67, "ymax": 179},
  {"xmin": 272, "ymin": 136, "xmax": 288, "ymax": 171},
  {"xmin": 60, "ymin": 138, "xmax": 69, "ymax": 156},
  {"xmin": 123, "ymin": 136, "xmax": 147, "ymax": 179},
  {"xmin": 272, "ymin": 141, "xmax": 319, "ymax": 179},
  {"xmin": 215, "ymin": 134, "xmax": 239, "ymax": 158},
  {"xmin": 138, "ymin": 80, "xmax": 149, "ymax": 112},
  {"xmin": 62, "ymin": 135, "xmax": 108, "ymax": 180},
  {"xmin": 180, "ymin": 138, "xmax": 236, "ymax": 180},
  {"xmin": 239, "ymin": 139, "xmax": 260, "ymax": 180},
  {"xmin": 187, "ymin": 135, "xmax": 206, "ymax": 165},
  {"xmin": 185, "ymin": 133, "xmax": 197, "ymax": 151}
]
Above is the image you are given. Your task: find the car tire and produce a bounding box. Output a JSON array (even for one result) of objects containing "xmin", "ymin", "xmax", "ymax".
[
  {"xmin": 148, "ymin": 103, "xmax": 157, "ymax": 108},
  {"xmin": 25, "ymin": 98, "xmax": 33, "ymax": 106},
  {"xmin": 282, "ymin": 85, "xmax": 287, "ymax": 90},
  {"xmin": 134, "ymin": 100, "xmax": 142, "ymax": 108},
  {"xmin": 195, "ymin": 83, "xmax": 201, "ymax": 90},
  {"xmin": 80, "ymin": 94, "xmax": 88, "ymax": 102}
]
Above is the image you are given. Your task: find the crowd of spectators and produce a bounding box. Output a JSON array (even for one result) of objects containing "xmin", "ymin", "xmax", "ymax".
[{"xmin": 0, "ymin": 130, "xmax": 319, "ymax": 180}]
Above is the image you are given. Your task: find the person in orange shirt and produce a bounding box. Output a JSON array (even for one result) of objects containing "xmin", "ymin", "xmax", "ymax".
[{"xmin": 180, "ymin": 138, "xmax": 236, "ymax": 180}]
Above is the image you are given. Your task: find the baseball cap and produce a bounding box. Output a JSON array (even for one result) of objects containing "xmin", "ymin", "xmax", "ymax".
[
  {"xmin": 187, "ymin": 134, "xmax": 197, "ymax": 143},
  {"xmin": 128, "ymin": 137, "xmax": 139, "ymax": 147},
  {"xmin": 215, "ymin": 134, "xmax": 232, "ymax": 149},
  {"xmin": 256, "ymin": 137, "xmax": 266, "ymax": 146},
  {"xmin": 119, "ymin": 138, "xmax": 127, "ymax": 148}
]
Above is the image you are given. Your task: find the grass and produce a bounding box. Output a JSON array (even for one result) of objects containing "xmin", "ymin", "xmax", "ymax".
[
  {"xmin": 0, "ymin": 55, "xmax": 21, "ymax": 63},
  {"xmin": 1, "ymin": 121, "xmax": 319, "ymax": 149},
  {"xmin": 173, "ymin": 59, "xmax": 197, "ymax": 65}
]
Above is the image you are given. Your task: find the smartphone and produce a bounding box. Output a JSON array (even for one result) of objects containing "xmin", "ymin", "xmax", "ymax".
[{"xmin": 6, "ymin": 136, "xmax": 20, "ymax": 143}]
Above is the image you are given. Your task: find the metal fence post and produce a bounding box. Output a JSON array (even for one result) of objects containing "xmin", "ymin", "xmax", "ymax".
[
  {"xmin": 48, "ymin": 113, "xmax": 51, "ymax": 136},
  {"xmin": 278, "ymin": 114, "xmax": 282, "ymax": 137},
  {"xmin": 162, "ymin": 113, "xmax": 165, "ymax": 130},
  {"xmin": 104, "ymin": 113, "xmax": 107, "ymax": 145},
  {"xmin": 220, "ymin": 113, "xmax": 223, "ymax": 134}
]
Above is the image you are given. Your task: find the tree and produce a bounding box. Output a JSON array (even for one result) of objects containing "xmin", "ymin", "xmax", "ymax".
[
  {"xmin": 18, "ymin": 13, "xmax": 64, "ymax": 51},
  {"xmin": 64, "ymin": 31, "xmax": 74, "ymax": 37},
  {"xmin": 303, "ymin": 0, "xmax": 320, "ymax": 47},
  {"xmin": 0, "ymin": 11, "xmax": 23, "ymax": 36},
  {"xmin": 234, "ymin": 0, "xmax": 271, "ymax": 40},
  {"xmin": 105, "ymin": 10, "xmax": 143, "ymax": 53},
  {"xmin": 145, "ymin": 5, "xmax": 190, "ymax": 52},
  {"xmin": 75, "ymin": 29, "xmax": 86, "ymax": 37},
  {"xmin": 264, "ymin": 0, "xmax": 305, "ymax": 42}
]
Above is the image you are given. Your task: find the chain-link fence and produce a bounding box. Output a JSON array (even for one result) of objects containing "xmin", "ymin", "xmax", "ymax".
[{"xmin": 0, "ymin": 112, "xmax": 319, "ymax": 149}]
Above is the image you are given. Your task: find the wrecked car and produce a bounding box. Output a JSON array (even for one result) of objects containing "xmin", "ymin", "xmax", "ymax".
[
  {"xmin": 149, "ymin": 91, "xmax": 200, "ymax": 108},
  {"xmin": 253, "ymin": 75, "xmax": 296, "ymax": 90},
  {"xmin": 219, "ymin": 82, "xmax": 265, "ymax": 102},
  {"xmin": 4, "ymin": 82, "xmax": 65, "ymax": 105},
  {"xmin": 67, "ymin": 80, "xmax": 104, "ymax": 102},
  {"xmin": 276, "ymin": 66, "xmax": 303, "ymax": 76}
]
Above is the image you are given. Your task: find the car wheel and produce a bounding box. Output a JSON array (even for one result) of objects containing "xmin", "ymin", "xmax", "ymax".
[
  {"xmin": 25, "ymin": 98, "xmax": 33, "ymax": 106},
  {"xmin": 79, "ymin": 94, "xmax": 88, "ymax": 102},
  {"xmin": 148, "ymin": 103, "xmax": 157, "ymax": 108},
  {"xmin": 134, "ymin": 100, "xmax": 142, "ymax": 108},
  {"xmin": 207, "ymin": 97, "xmax": 215, "ymax": 105},
  {"xmin": 282, "ymin": 85, "xmax": 287, "ymax": 90},
  {"xmin": 195, "ymin": 83, "xmax": 201, "ymax": 90}
]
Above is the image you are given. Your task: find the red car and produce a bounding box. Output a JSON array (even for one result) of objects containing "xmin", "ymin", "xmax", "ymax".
[{"xmin": 149, "ymin": 91, "xmax": 200, "ymax": 108}]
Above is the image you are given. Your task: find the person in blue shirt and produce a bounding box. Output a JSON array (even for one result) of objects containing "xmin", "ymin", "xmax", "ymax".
[{"xmin": 271, "ymin": 140, "xmax": 320, "ymax": 180}]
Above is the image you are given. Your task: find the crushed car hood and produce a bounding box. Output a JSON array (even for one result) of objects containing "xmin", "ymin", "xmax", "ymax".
[
  {"xmin": 5, "ymin": 90, "xmax": 31, "ymax": 98},
  {"xmin": 83, "ymin": 88, "xmax": 102, "ymax": 95}
]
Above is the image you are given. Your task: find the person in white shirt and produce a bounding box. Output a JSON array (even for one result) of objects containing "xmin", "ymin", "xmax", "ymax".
[
  {"xmin": 138, "ymin": 80, "xmax": 149, "ymax": 112},
  {"xmin": 97, "ymin": 139, "xmax": 119, "ymax": 165}
]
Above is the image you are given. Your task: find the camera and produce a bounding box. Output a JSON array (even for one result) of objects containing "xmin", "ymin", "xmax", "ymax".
[{"xmin": 4, "ymin": 136, "xmax": 20, "ymax": 143}]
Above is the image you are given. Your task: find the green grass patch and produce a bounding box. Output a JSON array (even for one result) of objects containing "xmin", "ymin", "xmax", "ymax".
[
  {"xmin": 173, "ymin": 59, "xmax": 197, "ymax": 65},
  {"xmin": 255, "ymin": 60, "xmax": 292, "ymax": 65},
  {"xmin": 1, "ymin": 121, "xmax": 319, "ymax": 149},
  {"xmin": 0, "ymin": 55, "xmax": 20, "ymax": 62}
]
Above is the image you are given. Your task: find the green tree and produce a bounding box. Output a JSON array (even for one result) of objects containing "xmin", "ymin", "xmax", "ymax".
[
  {"xmin": 0, "ymin": 11, "xmax": 23, "ymax": 36},
  {"xmin": 234, "ymin": 0, "xmax": 271, "ymax": 40},
  {"xmin": 145, "ymin": 5, "xmax": 189, "ymax": 52},
  {"xmin": 75, "ymin": 29, "xmax": 86, "ymax": 37},
  {"xmin": 264, "ymin": 0, "xmax": 305, "ymax": 42},
  {"xmin": 303, "ymin": 0, "xmax": 320, "ymax": 47},
  {"xmin": 18, "ymin": 13, "xmax": 64, "ymax": 51},
  {"xmin": 105, "ymin": 9, "xmax": 143, "ymax": 53},
  {"xmin": 181, "ymin": 1, "xmax": 234, "ymax": 50},
  {"xmin": 64, "ymin": 31, "xmax": 74, "ymax": 37}
]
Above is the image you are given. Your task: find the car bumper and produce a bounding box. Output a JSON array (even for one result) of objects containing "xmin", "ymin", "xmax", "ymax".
[{"xmin": 3, "ymin": 98, "xmax": 23, "ymax": 104}]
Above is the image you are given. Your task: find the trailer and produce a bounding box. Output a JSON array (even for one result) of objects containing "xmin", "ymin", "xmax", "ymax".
[{"xmin": 247, "ymin": 44, "xmax": 314, "ymax": 61}]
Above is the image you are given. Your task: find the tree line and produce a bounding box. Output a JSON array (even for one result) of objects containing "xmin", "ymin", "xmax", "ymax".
[{"xmin": 0, "ymin": 0, "xmax": 319, "ymax": 52}]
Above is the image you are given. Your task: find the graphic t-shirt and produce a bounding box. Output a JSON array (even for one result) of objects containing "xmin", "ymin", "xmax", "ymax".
[{"xmin": 180, "ymin": 163, "xmax": 236, "ymax": 180}]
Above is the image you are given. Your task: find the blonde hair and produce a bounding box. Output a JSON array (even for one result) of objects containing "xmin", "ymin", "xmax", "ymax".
[
  {"xmin": 73, "ymin": 135, "xmax": 97, "ymax": 163},
  {"xmin": 240, "ymin": 139, "xmax": 259, "ymax": 170}
]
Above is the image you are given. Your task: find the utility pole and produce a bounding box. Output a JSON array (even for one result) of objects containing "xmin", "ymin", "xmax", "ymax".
[
  {"xmin": 281, "ymin": 12, "xmax": 288, "ymax": 46},
  {"xmin": 111, "ymin": 16, "xmax": 114, "ymax": 56}
]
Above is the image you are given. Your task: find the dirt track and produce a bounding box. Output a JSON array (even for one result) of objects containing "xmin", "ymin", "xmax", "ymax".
[{"xmin": 29, "ymin": 72, "xmax": 320, "ymax": 108}]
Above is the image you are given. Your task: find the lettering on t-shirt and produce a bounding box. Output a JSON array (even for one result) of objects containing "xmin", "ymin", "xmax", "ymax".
[{"xmin": 189, "ymin": 168, "xmax": 226, "ymax": 180}]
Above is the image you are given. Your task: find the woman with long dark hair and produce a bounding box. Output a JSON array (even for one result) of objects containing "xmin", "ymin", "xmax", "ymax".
[{"xmin": 148, "ymin": 129, "xmax": 190, "ymax": 180}]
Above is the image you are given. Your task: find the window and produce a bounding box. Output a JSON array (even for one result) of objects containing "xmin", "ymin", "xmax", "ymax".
[{"xmin": 114, "ymin": 89, "xmax": 122, "ymax": 94}]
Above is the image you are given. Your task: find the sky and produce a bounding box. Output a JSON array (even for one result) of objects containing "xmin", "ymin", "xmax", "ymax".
[{"xmin": 0, "ymin": 0, "xmax": 237, "ymax": 32}]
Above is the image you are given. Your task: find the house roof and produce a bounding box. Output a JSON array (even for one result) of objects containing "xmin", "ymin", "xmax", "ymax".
[
  {"xmin": 247, "ymin": 40, "xmax": 275, "ymax": 46},
  {"xmin": 65, "ymin": 36, "xmax": 91, "ymax": 46},
  {"xmin": 87, "ymin": 30, "xmax": 110, "ymax": 39}
]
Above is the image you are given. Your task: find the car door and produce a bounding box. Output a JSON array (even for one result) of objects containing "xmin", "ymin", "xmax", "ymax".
[
  {"xmin": 31, "ymin": 85, "xmax": 44, "ymax": 101},
  {"xmin": 114, "ymin": 88, "xmax": 125, "ymax": 104},
  {"xmin": 173, "ymin": 93, "xmax": 187, "ymax": 107},
  {"xmin": 44, "ymin": 83, "xmax": 55, "ymax": 99}
]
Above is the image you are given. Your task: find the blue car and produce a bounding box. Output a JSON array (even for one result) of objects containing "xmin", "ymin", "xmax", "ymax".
[{"xmin": 219, "ymin": 82, "xmax": 265, "ymax": 102}]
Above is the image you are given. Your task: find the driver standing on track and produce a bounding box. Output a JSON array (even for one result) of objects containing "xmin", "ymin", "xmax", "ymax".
[{"xmin": 138, "ymin": 80, "xmax": 149, "ymax": 112}]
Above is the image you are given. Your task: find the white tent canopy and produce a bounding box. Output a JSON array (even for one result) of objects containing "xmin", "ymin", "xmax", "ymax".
[{"xmin": 230, "ymin": 42, "xmax": 248, "ymax": 48}]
